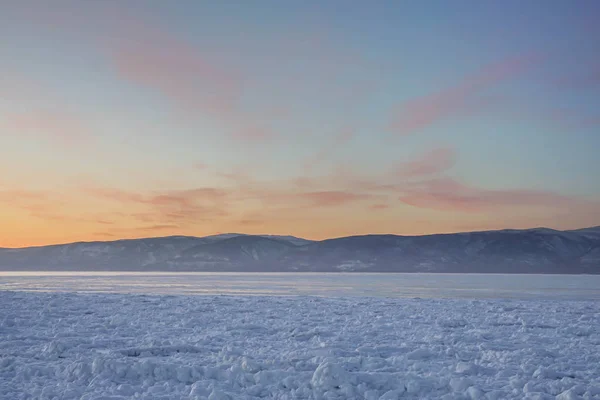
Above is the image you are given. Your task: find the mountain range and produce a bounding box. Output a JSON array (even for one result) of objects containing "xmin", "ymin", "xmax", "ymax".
[{"xmin": 1, "ymin": 227, "xmax": 599, "ymax": 273}]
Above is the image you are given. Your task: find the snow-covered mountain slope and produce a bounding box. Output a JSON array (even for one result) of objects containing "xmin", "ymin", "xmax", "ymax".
[
  {"xmin": 0, "ymin": 236, "xmax": 206, "ymax": 271},
  {"xmin": 568, "ymin": 225, "xmax": 600, "ymax": 238},
  {"xmin": 0, "ymin": 228, "xmax": 599, "ymax": 273},
  {"xmin": 172, "ymin": 236, "xmax": 297, "ymax": 271},
  {"xmin": 194, "ymin": 233, "xmax": 312, "ymax": 246}
]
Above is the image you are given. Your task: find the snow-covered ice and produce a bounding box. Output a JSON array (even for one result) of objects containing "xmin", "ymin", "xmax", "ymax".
[{"xmin": 1, "ymin": 290, "xmax": 599, "ymax": 399}]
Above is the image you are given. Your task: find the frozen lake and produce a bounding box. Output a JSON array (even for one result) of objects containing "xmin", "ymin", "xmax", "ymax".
[
  {"xmin": 1, "ymin": 271, "xmax": 599, "ymax": 300},
  {"xmin": 2, "ymin": 291, "xmax": 599, "ymax": 399},
  {"xmin": 2, "ymin": 273, "xmax": 599, "ymax": 398}
]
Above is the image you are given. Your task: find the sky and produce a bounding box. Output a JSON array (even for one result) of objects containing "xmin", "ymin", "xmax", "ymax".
[{"xmin": 1, "ymin": 0, "xmax": 600, "ymax": 247}]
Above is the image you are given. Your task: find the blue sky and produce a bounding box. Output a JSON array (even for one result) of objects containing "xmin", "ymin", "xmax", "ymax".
[{"xmin": 0, "ymin": 1, "xmax": 599, "ymax": 246}]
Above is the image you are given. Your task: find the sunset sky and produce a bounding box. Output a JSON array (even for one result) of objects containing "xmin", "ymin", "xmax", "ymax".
[{"xmin": 1, "ymin": 1, "xmax": 599, "ymax": 247}]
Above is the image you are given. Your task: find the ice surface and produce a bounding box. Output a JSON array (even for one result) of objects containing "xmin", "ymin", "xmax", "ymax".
[
  {"xmin": 1, "ymin": 290, "xmax": 599, "ymax": 399},
  {"xmin": 1, "ymin": 272, "xmax": 600, "ymax": 300}
]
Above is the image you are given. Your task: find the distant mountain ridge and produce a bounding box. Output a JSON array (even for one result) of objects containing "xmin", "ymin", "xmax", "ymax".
[{"xmin": 1, "ymin": 228, "xmax": 599, "ymax": 273}]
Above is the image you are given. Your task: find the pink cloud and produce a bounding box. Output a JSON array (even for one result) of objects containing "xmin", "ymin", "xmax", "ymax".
[
  {"xmin": 85, "ymin": 186, "xmax": 230, "ymax": 224},
  {"xmin": 555, "ymin": 66, "xmax": 600, "ymax": 89},
  {"xmin": 215, "ymin": 167, "xmax": 258, "ymax": 186},
  {"xmin": 290, "ymin": 164, "xmax": 372, "ymax": 194},
  {"xmin": 98, "ymin": 10, "xmax": 280, "ymax": 142},
  {"xmin": 299, "ymin": 191, "xmax": 372, "ymax": 207},
  {"xmin": 0, "ymin": 71, "xmax": 93, "ymax": 145},
  {"xmin": 0, "ymin": 189, "xmax": 48, "ymax": 202},
  {"xmin": 238, "ymin": 219, "xmax": 264, "ymax": 226},
  {"xmin": 0, "ymin": 188, "xmax": 74, "ymax": 222},
  {"xmin": 109, "ymin": 32, "xmax": 241, "ymax": 117},
  {"xmin": 128, "ymin": 212, "xmax": 158, "ymax": 223},
  {"xmin": 304, "ymin": 127, "xmax": 355, "ymax": 170},
  {"xmin": 292, "ymin": 177, "xmax": 316, "ymax": 189},
  {"xmin": 87, "ymin": 187, "xmax": 227, "ymax": 205},
  {"xmin": 398, "ymin": 177, "xmax": 587, "ymax": 213},
  {"xmin": 579, "ymin": 117, "xmax": 600, "ymax": 128},
  {"xmin": 229, "ymin": 123, "xmax": 274, "ymax": 141},
  {"xmin": 393, "ymin": 147, "xmax": 457, "ymax": 178},
  {"xmin": 3, "ymin": 111, "xmax": 91, "ymax": 144},
  {"xmin": 9, "ymin": 2, "xmax": 271, "ymax": 142},
  {"xmin": 85, "ymin": 188, "xmax": 145, "ymax": 204},
  {"xmin": 389, "ymin": 54, "xmax": 543, "ymax": 136},
  {"xmin": 369, "ymin": 203, "xmax": 390, "ymax": 210},
  {"xmin": 136, "ymin": 224, "xmax": 181, "ymax": 232},
  {"xmin": 480, "ymin": 101, "xmax": 600, "ymax": 132}
]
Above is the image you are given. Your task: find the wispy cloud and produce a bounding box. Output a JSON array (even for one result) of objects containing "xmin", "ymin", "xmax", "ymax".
[
  {"xmin": 299, "ymin": 191, "xmax": 373, "ymax": 207},
  {"xmin": 108, "ymin": 25, "xmax": 241, "ymax": 117},
  {"xmin": 2, "ymin": 111, "xmax": 91, "ymax": 145},
  {"xmin": 482, "ymin": 101, "xmax": 600, "ymax": 132},
  {"xmin": 85, "ymin": 186, "xmax": 230, "ymax": 225},
  {"xmin": 369, "ymin": 203, "xmax": 390, "ymax": 210},
  {"xmin": 136, "ymin": 224, "xmax": 182, "ymax": 232},
  {"xmin": 0, "ymin": 188, "xmax": 73, "ymax": 222},
  {"xmin": 389, "ymin": 54, "xmax": 543, "ymax": 136},
  {"xmin": 0, "ymin": 72, "xmax": 93, "ymax": 146},
  {"xmin": 398, "ymin": 177, "xmax": 588, "ymax": 213},
  {"xmin": 98, "ymin": 8, "xmax": 280, "ymax": 142},
  {"xmin": 0, "ymin": 189, "xmax": 48, "ymax": 202},
  {"xmin": 555, "ymin": 65, "xmax": 600, "ymax": 89},
  {"xmin": 7, "ymin": 2, "xmax": 275, "ymax": 142},
  {"xmin": 393, "ymin": 147, "xmax": 457, "ymax": 178},
  {"xmin": 304, "ymin": 127, "xmax": 355, "ymax": 170}
]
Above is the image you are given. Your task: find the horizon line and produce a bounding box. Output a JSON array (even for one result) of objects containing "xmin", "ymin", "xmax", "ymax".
[{"xmin": 2, "ymin": 224, "xmax": 598, "ymax": 250}]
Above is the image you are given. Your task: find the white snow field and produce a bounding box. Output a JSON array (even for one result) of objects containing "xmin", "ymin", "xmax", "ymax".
[{"xmin": 1, "ymin": 274, "xmax": 600, "ymax": 399}]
